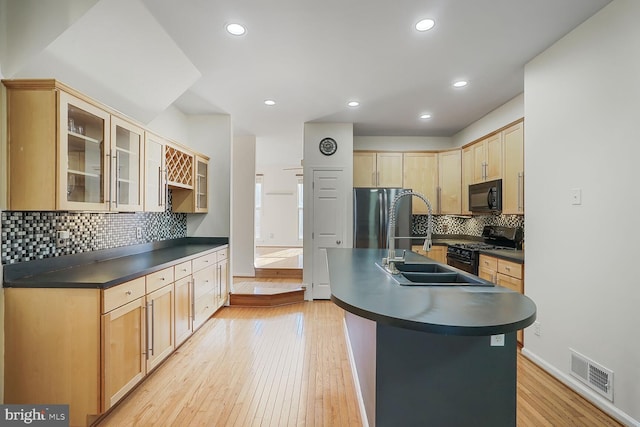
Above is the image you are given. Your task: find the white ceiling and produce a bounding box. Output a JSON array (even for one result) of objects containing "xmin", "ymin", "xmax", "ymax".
[
  {"xmin": 139, "ymin": 0, "xmax": 611, "ymax": 140},
  {"xmin": 3, "ymin": 0, "xmax": 612, "ymax": 144}
]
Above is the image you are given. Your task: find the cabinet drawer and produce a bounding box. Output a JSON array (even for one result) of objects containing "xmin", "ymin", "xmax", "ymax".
[
  {"xmin": 174, "ymin": 260, "xmax": 192, "ymax": 280},
  {"xmin": 193, "ymin": 266, "xmax": 215, "ymax": 298},
  {"xmin": 216, "ymin": 247, "xmax": 228, "ymax": 262},
  {"xmin": 479, "ymin": 255, "xmax": 498, "ymax": 271},
  {"xmin": 497, "ymin": 259, "xmax": 523, "ymax": 280},
  {"xmin": 496, "ymin": 273, "xmax": 523, "ymax": 294},
  {"xmin": 146, "ymin": 267, "xmax": 175, "ymax": 293},
  {"xmin": 194, "ymin": 292, "xmax": 215, "ymax": 327},
  {"xmin": 103, "ymin": 277, "xmax": 146, "ymax": 313},
  {"xmin": 192, "ymin": 252, "xmax": 216, "ymax": 272}
]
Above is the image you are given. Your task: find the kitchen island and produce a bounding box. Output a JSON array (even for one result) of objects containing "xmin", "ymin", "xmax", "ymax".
[{"xmin": 327, "ymin": 248, "xmax": 536, "ymax": 427}]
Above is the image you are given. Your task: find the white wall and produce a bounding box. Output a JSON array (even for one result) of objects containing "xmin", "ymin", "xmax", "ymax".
[
  {"xmin": 523, "ymin": 1, "xmax": 639, "ymax": 425},
  {"xmin": 452, "ymin": 93, "xmax": 524, "ymax": 147},
  {"xmin": 185, "ymin": 114, "xmax": 232, "ymax": 238},
  {"xmin": 302, "ymin": 122, "xmax": 354, "ymax": 297},
  {"xmin": 354, "ymin": 135, "xmax": 453, "ymax": 151},
  {"xmin": 255, "ymin": 165, "xmax": 302, "ymax": 247},
  {"xmin": 232, "ymin": 135, "xmax": 256, "ymax": 277},
  {"xmin": 146, "ymin": 104, "xmax": 189, "ymax": 143}
]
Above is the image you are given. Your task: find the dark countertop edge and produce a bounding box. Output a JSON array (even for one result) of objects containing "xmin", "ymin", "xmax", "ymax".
[
  {"xmin": 3, "ymin": 237, "xmax": 229, "ymax": 289},
  {"xmin": 331, "ymin": 294, "xmax": 536, "ymax": 337}
]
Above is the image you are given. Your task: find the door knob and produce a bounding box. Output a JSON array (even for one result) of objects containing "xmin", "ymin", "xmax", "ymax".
[{"xmin": 336, "ymin": 240, "xmax": 342, "ymax": 245}]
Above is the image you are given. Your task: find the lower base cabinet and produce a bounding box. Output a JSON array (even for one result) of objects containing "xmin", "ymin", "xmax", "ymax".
[
  {"xmin": 3, "ymin": 245, "xmax": 229, "ymax": 427},
  {"xmin": 412, "ymin": 244, "xmax": 447, "ymax": 264}
]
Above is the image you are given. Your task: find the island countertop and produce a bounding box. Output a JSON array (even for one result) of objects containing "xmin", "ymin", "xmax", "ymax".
[{"xmin": 327, "ymin": 248, "xmax": 536, "ymax": 336}]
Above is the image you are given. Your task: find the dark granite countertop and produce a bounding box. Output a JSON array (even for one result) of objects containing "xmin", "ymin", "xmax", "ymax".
[
  {"xmin": 327, "ymin": 248, "xmax": 536, "ymax": 336},
  {"xmin": 3, "ymin": 237, "xmax": 228, "ymax": 289},
  {"xmin": 425, "ymin": 235, "xmax": 525, "ymax": 264}
]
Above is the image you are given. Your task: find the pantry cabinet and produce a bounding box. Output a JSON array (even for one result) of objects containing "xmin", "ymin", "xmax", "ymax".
[
  {"xmin": 502, "ymin": 122, "xmax": 524, "ymax": 214},
  {"xmin": 403, "ymin": 152, "xmax": 438, "ymax": 214},
  {"xmin": 353, "ymin": 151, "xmax": 403, "ymax": 187}
]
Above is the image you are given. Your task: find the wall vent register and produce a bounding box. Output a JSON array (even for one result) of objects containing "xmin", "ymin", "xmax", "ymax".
[{"xmin": 570, "ymin": 348, "xmax": 614, "ymax": 401}]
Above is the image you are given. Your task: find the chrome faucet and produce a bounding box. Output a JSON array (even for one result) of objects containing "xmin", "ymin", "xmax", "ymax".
[{"xmin": 383, "ymin": 190, "xmax": 433, "ymax": 274}]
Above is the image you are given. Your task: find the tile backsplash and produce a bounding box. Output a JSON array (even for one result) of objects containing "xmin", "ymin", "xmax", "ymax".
[
  {"xmin": 1, "ymin": 193, "xmax": 187, "ymax": 265},
  {"xmin": 412, "ymin": 214, "xmax": 525, "ymax": 238}
]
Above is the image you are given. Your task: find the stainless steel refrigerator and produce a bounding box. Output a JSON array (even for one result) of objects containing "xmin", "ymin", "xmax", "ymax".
[{"xmin": 353, "ymin": 188, "xmax": 413, "ymax": 250}]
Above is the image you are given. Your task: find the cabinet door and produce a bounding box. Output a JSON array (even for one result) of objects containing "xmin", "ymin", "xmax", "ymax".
[
  {"xmin": 461, "ymin": 147, "xmax": 473, "ymax": 215},
  {"xmin": 174, "ymin": 276, "xmax": 193, "ymax": 347},
  {"xmin": 353, "ymin": 152, "xmax": 376, "ymax": 187},
  {"xmin": 58, "ymin": 91, "xmax": 111, "ymax": 211},
  {"xmin": 376, "ymin": 152, "xmax": 403, "ymax": 187},
  {"xmin": 502, "ymin": 122, "xmax": 524, "ymax": 214},
  {"xmin": 144, "ymin": 132, "xmax": 167, "ymax": 212},
  {"xmin": 101, "ymin": 297, "xmax": 146, "ymax": 411},
  {"xmin": 472, "ymin": 141, "xmax": 486, "ymax": 184},
  {"xmin": 195, "ymin": 156, "xmax": 209, "ymax": 213},
  {"xmin": 485, "ymin": 133, "xmax": 502, "ymax": 181},
  {"xmin": 403, "ymin": 153, "xmax": 438, "ymax": 214},
  {"xmin": 146, "ymin": 284, "xmax": 175, "ymax": 372},
  {"xmin": 111, "ymin": 116, "xmax": 144, "ymax": 211},
  {"xmin": 438, "ymin": 150, "xmax": 461, "ymax": 214},
  {"xmin": 216, "ymin": 259, "xmax": 229, "ymax": 308}
]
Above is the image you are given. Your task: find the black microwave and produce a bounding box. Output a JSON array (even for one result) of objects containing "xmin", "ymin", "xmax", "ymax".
[{"xmin": 469, "ymin": 179, "xmax": 502, "ymax": 213}]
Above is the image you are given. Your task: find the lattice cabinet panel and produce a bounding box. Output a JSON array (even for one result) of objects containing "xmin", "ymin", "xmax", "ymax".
[{"xmin": 166, "ymin": 144, "xmax": 194, "ymax": 189}]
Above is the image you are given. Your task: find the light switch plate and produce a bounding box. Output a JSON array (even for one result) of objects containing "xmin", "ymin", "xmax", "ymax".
[{"xmin": 570, "ymin": 188, "xmax": 582, "ymax": 205}]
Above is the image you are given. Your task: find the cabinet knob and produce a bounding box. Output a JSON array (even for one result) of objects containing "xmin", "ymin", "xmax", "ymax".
[
  {"xmin": 336, "ymin": 240, "xmax": 342, "ymax": 245},
  {"xmin": 126, "ymin": 290, "xmax": 132, "ymax": 295}
]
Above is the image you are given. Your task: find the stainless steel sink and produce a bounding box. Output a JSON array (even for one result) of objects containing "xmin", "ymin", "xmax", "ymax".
[{"xmin": 377, "ymin": 262, "xmax": 494, "ymax": 287}]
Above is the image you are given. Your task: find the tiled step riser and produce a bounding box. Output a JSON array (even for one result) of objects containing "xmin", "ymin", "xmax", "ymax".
[{"xmin": 229, "ymin": 290, "xmax": 305, "ymax": 307}]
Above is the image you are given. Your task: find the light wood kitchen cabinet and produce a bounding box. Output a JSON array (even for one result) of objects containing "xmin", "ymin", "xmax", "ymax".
[
  {"xmin": 353, "ymin": 151, "xmax": 403, "ymax": 187},
  {"xmin": 438, "ymin": 150, "xmax": 462, "ymax": 214},
  {"xmin": 478, "ymin": 254, "xmax": 524, "ymax": 344},
  {"xmin": 173, "ymin": 154, "xmax": 209, "ymax": 213},
  {"xmin": 502, "ymin": 121, "xmax": 524, "ymax": 214},
  {"xmin": 216, "ymin": 247, "xmax": 229, "ymax": 307},
  {"xmin": 174, "ymin": 275, "xmax": 194, "ymax": 347},
  {"xmin": 471, "ymin": 133, "xmax": 502, "ymax": 184},
  {"xmin": 461, "ymin": 146, "xmax": 473, "ymax": 215},
  {"xmin": 412, "ymin": 244, "xmax": 446, "ymax": 264},
  {"xmin": 403, "ymin": 152, "xmax": 438, "ymax": 214},
  {"xmin": 144, "ymin": 132, "xmax": 168, "ymax": 212},
  {"xmin": 110, "ymin": 116, "xmax": 145, "ymax": 211},
  {"xmin": 101, "ymin": 279, "xmax": 147, "ymax": 411},
  {"xmin": 145, "ymin": 283, "xmax": 175, "ymax": 372}
]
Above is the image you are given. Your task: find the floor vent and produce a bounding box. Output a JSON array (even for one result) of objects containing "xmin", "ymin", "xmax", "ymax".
[{"xmin": 570, "ymin": 349, "xmax": 614, "ymax": 401}]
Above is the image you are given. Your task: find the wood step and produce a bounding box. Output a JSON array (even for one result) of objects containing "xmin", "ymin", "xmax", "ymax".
[
  {"xmin": 254, "ymin": 268, "xmax": 302, "ymax": 279},
  {"xmin": 230, "ymin": 281, "xmax": 306, "ymax": 307}
]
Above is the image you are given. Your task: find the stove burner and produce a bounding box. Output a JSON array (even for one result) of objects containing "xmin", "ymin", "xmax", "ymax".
[{"xmin": 450, "ymin": 243, "xmax": 496, "ymax": 250}]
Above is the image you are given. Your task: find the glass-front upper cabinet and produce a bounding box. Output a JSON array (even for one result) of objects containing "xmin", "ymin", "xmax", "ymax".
[
  {"xmin": 110, "ymin": 117, "xmax": 144, "ymax": 211},
  {"xmin": 58, "ymin": 91, "xmax": 111, "ymax": 211},
  {"xmin": 195, "ymin": 156, "xmax": 208, "ymax": 213}
]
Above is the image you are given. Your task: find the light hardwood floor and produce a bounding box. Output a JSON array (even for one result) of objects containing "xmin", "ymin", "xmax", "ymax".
[{"xmin": 97, "ymin": 301, "xmax": 622, "ymax": 427}]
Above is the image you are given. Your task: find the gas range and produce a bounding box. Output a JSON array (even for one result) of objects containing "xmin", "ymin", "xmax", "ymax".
[{"xmin": 446, "ymin": 226, "xmax": 523, "ymax": 275}]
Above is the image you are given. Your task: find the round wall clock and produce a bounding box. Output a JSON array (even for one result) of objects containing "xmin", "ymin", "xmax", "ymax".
[{"xmin": 319, "ymin": 137, "xmax": 338, "ymax": 156}]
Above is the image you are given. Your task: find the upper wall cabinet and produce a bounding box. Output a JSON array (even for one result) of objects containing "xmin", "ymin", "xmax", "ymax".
[
  {"xmin": 501, "ymin": 122, "xmax": 524, "ymax": 214},
  {"xmin": 4, "ymin": 80, "xmax": 145, "ymax": 211},
  {"xmin": 353, "ymin": 151, "xmax": 403, "ymax": 187},
  {"xmin": 470, "ymin": 133, "xmax": 502, "ymax": 184},
  {"xmin": 438, "ymin": 150, "xmax": 462, "ymax": 214},
  {"xmin": 3, "ymin": 79, "xmax": 209, "ymax": 213},
  {"xmin": 173, "ymin": 154, "xmax": 209, "ymax": 213},
  {"xmin": 402, "ymin": 152, "xmax": 438, "ymax": 214}
]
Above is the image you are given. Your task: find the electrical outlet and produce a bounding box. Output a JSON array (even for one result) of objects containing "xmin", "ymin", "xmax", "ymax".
[
  {"xmin": 136, "ymin": 227, "xmax": 142, "ymax": 239},
  {"xmin": 490, "ymin": 334, "xmax": 505, "ymax": 346},
  {"xmin": 534, "ymin": 321, "xmax": 541, "ymax": 336},
  {"xmin": 56, "ymin": 230, "xmax": 70, "ymax": 248}
]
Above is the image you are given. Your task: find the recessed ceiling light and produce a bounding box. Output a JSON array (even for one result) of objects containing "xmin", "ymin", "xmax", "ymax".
[
  {"xmin": 264, "ymin": 99, "xmax": 276, "ymax": 106},
  {"xmin": 226, "ymin": 23, "xmax": 246, "ymax": 36},
  {"xmin": 415, "ymin": 19, "xmax": 435, "ymax": 32},
  {"xmin": 347, "ymin": 101, "xmax": 360, "ymax": 107},
  {"xmin": 420, "ymin": 114, "xmax": 432, "ymax": 119},
  {"xmin": 453, "ymin": 80, "xmax": 468, "ymax": 88}
]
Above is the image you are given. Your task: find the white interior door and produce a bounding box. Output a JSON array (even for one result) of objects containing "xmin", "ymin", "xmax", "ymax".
[{"xmin": 312, "ymin": 169, "xmax": 345, "ymax": 300}]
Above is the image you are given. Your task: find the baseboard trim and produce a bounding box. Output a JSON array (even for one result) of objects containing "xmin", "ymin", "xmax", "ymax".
[
  {"xmin": 343, "ymin": 318, "xmax": 370, "ymax": 427},
  {"xmin": 521, "ymin": 348, "xmax": 639, "ymax": 427}
]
